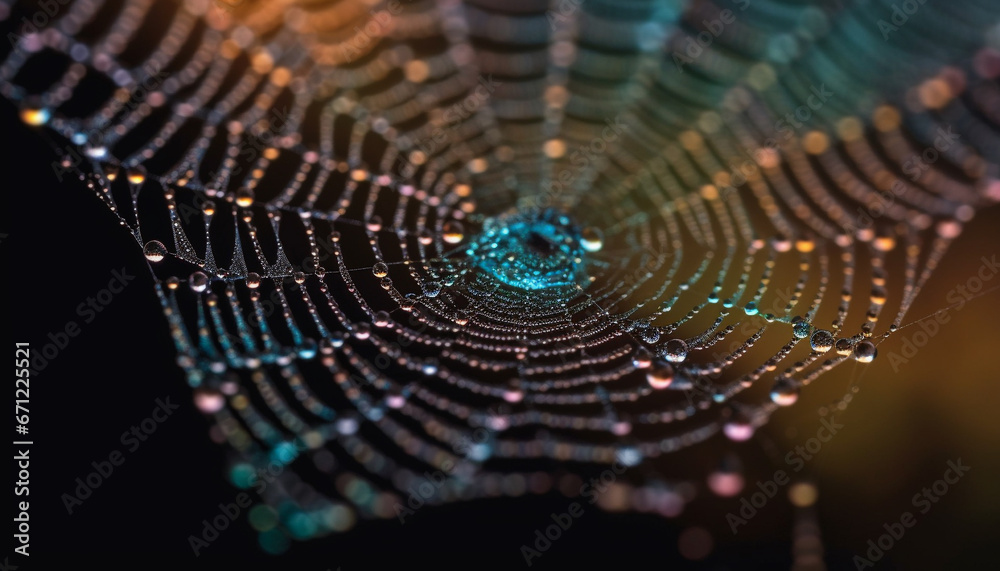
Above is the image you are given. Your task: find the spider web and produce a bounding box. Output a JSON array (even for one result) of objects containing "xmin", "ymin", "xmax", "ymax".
[{"xmin": 2, "ymin": 0, "xmax": 999, "ymax": 554}]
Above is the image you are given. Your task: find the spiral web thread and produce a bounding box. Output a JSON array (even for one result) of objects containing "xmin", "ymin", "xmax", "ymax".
[{"xmin": 3, "ymin": 0, "xmax": 999, "ymax": 550}]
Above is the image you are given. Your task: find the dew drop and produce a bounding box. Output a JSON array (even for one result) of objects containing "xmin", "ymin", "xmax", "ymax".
[
  {"xmin": 723, "ymin": 416, "xmax": 755, "ymax": 442},
  {"xmin": 235, "ymin": 187, "xmax": 255, "ymax": 207},
  {"xmin": 293, "ymin": 271, "xmax": 306, "ymax": 284},
  {"xmin": 20, "ymin": 106, "xmax": 50, "ymax": 126},
  {"xmin": 632, "ymin": 347, "xmax": 653, "ymax": 369},
  {"xmin": 647, "ymin": 361, "xmax": 675, "ymax": 390},
  {"xmin": 418, "ymin": 229, "xmax": 434, "ymax": 246},
  {"xmin": 193, "ymin": 388, "xmax": 225, "ymax": 413},
  {"xmin": 580, "ymin": 226, "xmax": 604, "ymax": 252},
  {"xmin": 143, "ymin": 240, "xmax": 167, "ymax": 262},
  {"xmin": 664, "ymin": 339, "xmax": 689, "ymax": 363},
  {"xmin": 189, "ymin": 271, "xmax": 209, "ymax": 293},
  {"xmin": 640, "ymin": 327, "xmax": 661, "ymax": 344},
  {"xmin": 423, "ymin": 281, "xmax": 442, "ymax": 297},
  {"xmin": 374, "ymin": 310, "xmax": 391, "ymax": 327},
  {"xmin": 366, "ymin": 215, "xmax": 383, "ymax": 232},
  {"xmin": 810, "ymin": 329, "xmax": 835, "ymax": 352},
  {"xmin": 853, "ymin": 340, "xmax": 877, "ymax": 363},
  {"xmin": 835, "ymin": 338, "xmax": 855, "ymax": 356},
  {"xmin": 770, "ymin": 378, "xmax": 800, "ymax": 406},
  {"xmin": 792, "ymin": 318, "xmax": 812, "ymax": 339},
  {"xmin": 354, "ymin": 322, "xmax": 372, "ymax": 340},
  {"xmin": 442, "ymin": 221, "xmax": 464, "ymax": 244},
  {"xmin": 372, "ymin": 262, "xmax": 389, "ymax": 278},
  {"xmin": 744, "ymin": 301, "xmax": 759, "ymax": 316},
  {"xmin": 246, "ymin": 272, "xmax": 262, "ymax": 289}
]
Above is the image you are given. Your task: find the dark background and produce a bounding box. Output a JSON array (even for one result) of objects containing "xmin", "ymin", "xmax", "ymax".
[{"xmin": 5, "ymin": 90, "xmax": 1000, "ymax": 570}]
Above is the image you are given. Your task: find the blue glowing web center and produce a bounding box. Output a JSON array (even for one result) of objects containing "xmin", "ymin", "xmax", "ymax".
[{"xmin": 467, "ymin": 209, "xmax": 592, "ymax": 291}]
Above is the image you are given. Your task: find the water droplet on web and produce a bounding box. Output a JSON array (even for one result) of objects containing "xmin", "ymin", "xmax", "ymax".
[
  {"xmin": 723, "ymin": 415, "xmax": 755, "ymax": 442},
  {"xmin": 640, "ymin": 327, "xmax": 661, "ymax": 343},
  {"xmin": 792, "ymin": 318, "xmax": 812, "ymax": 339},
  {"xmin": 235, "ymin": 188, "xmax": 255, "ymax": 207},
  {"xmin": 372, "ymin": 262, "xmax": 389, "ymax": 278},
  {"xmin": 418, "ymin": 229, "xmax": 433, "ymax": 245},
  {"xmin": 246, "ymin": 272, "xmax": 261, "ymax": 289},
  {"xmin": 580, "ymin": 226, "xmax": 604, "ymax": 252},
  {"xmin": 423, "ymin": 281, "xmax": 442, "ymax": 297},
  {"xmin": 374, "ymin": 310, "xmax": 391, "ymax": 327},
  {"xmin": 632, "ymin": 347, "xmax": 653, "ymax": 369},
  {"xmin": 770, "ymin": 378, "xmax": 799, "ymax": 406},
  {"xmin": 664, "ymin": 339, "xmax": 689, "ymax": 363},
  {"xmin": 189, "ymin": 271, "xmax": 209, "ymax": 293},
  {"xmin": 744, "ymin": 301, "xmax": 759, "ymax": 316},
  {"xmin": 143, "ymin": 240, "xmax": 167, "ymax": 262},
  {"xmin": 835, "ymin": 338, "xmax": 855, "ymax": 356},
  {"xmin": 647, "ymin": 361, "xmax": 675, "ymax": 389},
  {"xmin": 442, "ymin": 221, "xmax": 464, "ymax": 244},
  {"xmin": 20, "ymin": 106, "xmax": 50, "ymax": 126},
  {"xmin": 810, "ymin": 329, "xmax": 835, "ymax": 352},
  {"xmin": 853, "ymin": 340, "xmax": 877, "ymax": 363}
]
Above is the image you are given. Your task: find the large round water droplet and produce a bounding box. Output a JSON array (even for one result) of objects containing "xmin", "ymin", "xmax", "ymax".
[
  {"xmin": 647, "ymin": 361, "xmax": 674, "ymax": 389},
  {"xmin": 792, "ymin": 318, "xmax": 812, "ymax": 339},
  {"xmin": 423, "ymin": 281, "xmax": 442, "ymax": 297},
  {"xmin": 189, "ymin": 271, "xmax": 209, "ymax": 293},
  {"xmin": 632, "ymin": 347, "xmax": 653, "ymax": 369},
  {"xmin": 418, "ymin": 229, "xmax": 433, "ymax": 246},
  {"xmin": 723, "ymin": 416, "xmax": 755, "ymax": 442},
  {"xmin": 580, "ymin": 227, "xmax": 604, "ymax": 252},
  {"xmin": 810, "ymin": 329, "xmax": 835, "ymax": 352},
  {"xmin": 639, "ymin": 327, "xmax": 660, "ymax": 343},
  {"xmin": 374, "ymin": 310, "xmax": 391, "ymax": 327},
  {"xmin": 246, "ymin": 272, "xmax": 262, "ymax": 289},
  {"xmin": 664, "ymin": 338, "xmax": 689, "ymax": 363},
  {"xmin": 143, "ymin": 240, "xmax": 167, "ymax": 262},
  {"xmin": 835, "ymin": 338, "xmax": 855, "ymax": 356},
  {"xmin": 770, "ymin": 378, "xmax": 799, "ymax": 406},
  {"xmin": 853, "ymin": 340, "xmax": 877, "ymax": 363},
  {"xmin": 235, "ymin": 188, "xmax": 255, "ymax": 207},
  {"xmin": 443, "ymin": 221, "xmax": 464, "ymax": 244},
  {"xmin": 744, "ymin": 301, "xmax": 759, "ymax": 316},
  {"xmin": 372, "ymin": 262, "xmax": 389, "ymax": 278}
]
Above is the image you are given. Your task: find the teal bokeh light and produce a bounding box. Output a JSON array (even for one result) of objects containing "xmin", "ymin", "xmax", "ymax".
[{"xmin": 467, "ymin": 209, "xmax": 591, "ymax": 291}]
